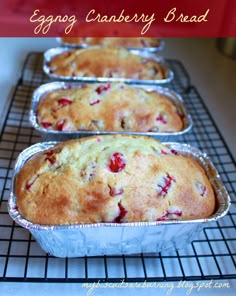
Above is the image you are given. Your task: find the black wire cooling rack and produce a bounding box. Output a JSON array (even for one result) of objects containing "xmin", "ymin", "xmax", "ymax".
[{"xmin": 0, "ymin": 53, "xmax": 235, "ymax": 283}]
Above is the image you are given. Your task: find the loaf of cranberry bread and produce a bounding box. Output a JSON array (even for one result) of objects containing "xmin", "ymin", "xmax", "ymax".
[
  {"xmin": 47, "ymin": 47, "xmax": 166, "ymax": 80},
  {"xmin": 60, "ymin": 37, "xmax": 162, "ymax": 49},
  {"xmin": 36, "ymin": 82, "xmax": 183, "ymax": 132},
  {"xmin": 15, "ymin": 135, "xmax": 215, "ymax": 225}
]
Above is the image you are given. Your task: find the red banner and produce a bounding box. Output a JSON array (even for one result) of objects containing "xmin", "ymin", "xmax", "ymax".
[{"xmin": 0, "ymin": 0, "xmax": 235, "ymax": 37}]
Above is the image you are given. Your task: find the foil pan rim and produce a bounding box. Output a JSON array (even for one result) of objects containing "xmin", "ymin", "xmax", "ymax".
[
  {"xmin": 8, "ymin": 141, "xmax": 231, "ymax": 232},
  {"xmin": 56, "ymin": 37, "xmax": 165, "ymax": 52},
  {"xmin": 29, "ymin": 81, "xmax": 192, "ymax": 137}
]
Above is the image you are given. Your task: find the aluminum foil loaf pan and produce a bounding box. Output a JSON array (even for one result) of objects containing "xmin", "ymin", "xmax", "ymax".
[
  {"xmin": 56, "ymin": 37, "xmax": 165, "ymax": 53},
  {"xmin": 43, "ymin": 47, "xmax": 173, "ymax": 84},
  {"xmin": 29, "ymin": 81, "xmax": 192, "ymax": 142},
  {"xmin": 8, "ymin": 142, "xmax": 230, "ymax": 258}
]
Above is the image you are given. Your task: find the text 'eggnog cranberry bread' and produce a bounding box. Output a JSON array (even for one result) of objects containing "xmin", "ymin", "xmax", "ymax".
[
  {"xmin": 61, "ymin": 37, "xmax": 161, "ymax": 48},
  {"xmin": 47, "ymin": 47, "xmax": 166, "ymax": 80},
  {"xmin": 15, "ymin": 135, "xmax": 215, "ymax": 225},
  {"xmin": 36, "ymin": 83, "xmax": 183, "ymax": 132}
]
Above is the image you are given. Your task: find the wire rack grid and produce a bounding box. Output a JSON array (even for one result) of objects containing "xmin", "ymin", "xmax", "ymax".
[{"xmin": 0, "ymin": 53, "xmax": 235, "ymax": 283}]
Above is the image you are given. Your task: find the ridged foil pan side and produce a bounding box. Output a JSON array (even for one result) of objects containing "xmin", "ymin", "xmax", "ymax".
[
  {"xmin": 56, "ymin": 37, "xmax": 165, "ymax": 52},
  {"xmin": 43, "ymin": 47, "xmax": 173, "ymax": 84},
  {"xmin": 29, "ymin": 81, "xmax": 192, "ymax": 142},
  {"xmin": 8, "ymin": 141, "xmax": 230, "ymax": 257}
]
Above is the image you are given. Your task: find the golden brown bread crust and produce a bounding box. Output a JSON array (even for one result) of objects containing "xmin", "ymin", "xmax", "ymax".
[
  {"xmin": 36, "ymin": 83, "xmax": 183, "ymax": 132},
  {"xmin": 47, "ymin": 47, "xmax": 166, "ymax": 80},
  {"xmin": 61, "ymin": 37, "xmax": 161, "ymax": 48},
  {"xmin": 15, "ymin": 135, "xmax": 215, "ymax": 225}
]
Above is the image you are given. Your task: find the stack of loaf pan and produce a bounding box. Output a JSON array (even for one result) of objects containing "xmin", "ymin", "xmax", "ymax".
[{"xmin": 8, "ymin": 37, "xmax": 231, "ymax": 257}]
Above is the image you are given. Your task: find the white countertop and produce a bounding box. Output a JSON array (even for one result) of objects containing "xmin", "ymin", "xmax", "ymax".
[
  {"xmin": 164, "ymin": 38, "xmax": 236, "ymax": 161},
  {"xmin": 0, "ymin": 38, "xmax": 235, "ymax": 295}
]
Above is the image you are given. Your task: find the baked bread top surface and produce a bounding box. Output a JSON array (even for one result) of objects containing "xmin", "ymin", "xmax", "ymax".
[
  {"xmin": 15, "ymin": 135, "xmax": 215, "ymax": 225},
  {"xmin": 48, "ymin": 47, "xmax": 166, "ymax": 80},
  {"xmin": 36, "ymin": 83, "xmax": 184, "ymax": 132}
]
